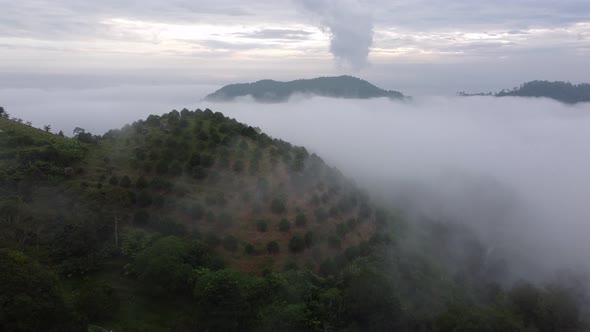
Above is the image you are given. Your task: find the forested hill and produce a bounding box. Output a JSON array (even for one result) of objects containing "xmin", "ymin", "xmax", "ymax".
[
  {"xmin": 204, "ymin": 75, "xmax": 407, "ymax": 102},
  {"xmin": 0, "ymin": 107, "xmax": 588, "ymax": 331},
  {"xmin": 496, "ymin": 80, "xmax": 590, "ymax": 103},
  {"xmin": 460, "ymin": 80, "xmax": 590, "ymax": 104}
]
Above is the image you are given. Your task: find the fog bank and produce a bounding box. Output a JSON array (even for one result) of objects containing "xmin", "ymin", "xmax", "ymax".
[
  {"xmin": 211, "ymin": 96, "xmax": 590, "ymax": 280},
  {"xmin": 2, "ymin": 85, "xmax": 590, "ymax": 280}
]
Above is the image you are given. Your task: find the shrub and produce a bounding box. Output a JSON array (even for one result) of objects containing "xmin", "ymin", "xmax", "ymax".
[
  {"xmin": 201, "ymin": 154, "xmax": 215, "ymax": 168},
  {"xmin": 278, "ymin": 218, "xmax": 291, "ymax": 232},
  {"xmin": 289, "ymin": 235, "xmax": 305, "ymax": 253},
  {"xmin": 109, "ymin": 175, "xmax": 119, "ymax": 186},
  {"xmin": 136, "ymin": 176, "xmax": 149, "ymax": 189},
  {"xmin": 244, "ymin": 243, "xmax": 255, "ymax": 255},
  {"xmin": 75, "ymin": 281, "xmax": 119, "ymax": 322},
  {"xmin": 270, "ymin": 198, "xmax": 286, "ymax": 214},
  {"xmin": 267, "ymin": 241, "xmax": 280, "ymax": 254},
  {"xmin": 336, "ymin": 223, "xmax": 350, "ymax": 237},
  {"xmin": 168, "ymin": 160, "xmax": 183, "ymax": 176},
  {"xmin": 120, "ymin": 175, "xmax": 132, "ymax": 188},
  {"xmin": 256, "ymin": 220, "xmax": 268, "ymax": 232},
  {"xmin": 295, "ymin": 213, "xmax": 307, "ymax": 227},
  {"xmin": 156, "ymin": 160, "xmax": 168, "ymax": 174}
]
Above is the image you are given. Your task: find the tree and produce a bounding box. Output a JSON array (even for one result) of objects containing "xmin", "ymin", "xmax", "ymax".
[
  {"xmin": 0, "ymin": 106, "xmax": 4, "ymax": 116},
  {"xmin": 295, "ymin": 212, "xmax": 307, "ymax": 227},
  {"xmin": 73, "ymin": 127, "xmax": 85, "ymax": 136},
  {"xmin": 244, "ymin": 243, "xmax": 255, "ymax": 255},
  {"xmin": 75, "ymin": 281, "xmax": 119, "ymax": 322},
  {"xmin": 119, "ymin": 175, "xmax": 132, "ymax": 188},
  {"xmin": 108, "ymin": 175, "xmax": 119, "ymax": 186},
  {"xmin": 0, "ymin": 249, "xmax": 74, "ymax": 331},
  {"xmin": 193, "ymin": 269, "xmax": 261, "ymax": 330},
  {"xmin": 267, "ymin": 241, "xmax": 280, "ymax": 254},
  {"xmin": 136, "ymin": 176, "xmax": 148, "ymax": 189},
  {"xmin": 131, "ymin": 236, "xmax": 209, "ymax": 296},
  {"xmin": 270, "ymin": 198, "xmax": 286, "ymax": 214},
  {"xmin": 278, "ymin": 218, "xmax": 291, "ymax": 232},
  {"xmin": 256, "ymin": 220, "xmax": 268, "ymax": 232},
  {"xmin": 289, "ymin": 235, "xmax": 305, "ymax": 253},
  {"xmin": 43, "ymin": 124, "xmax": 51, "ymax": 132}
]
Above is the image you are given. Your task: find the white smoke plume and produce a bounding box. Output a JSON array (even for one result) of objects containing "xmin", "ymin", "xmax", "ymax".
[{"xmin": 295, "ymin": 0, "xmax": 374, "ymax": 70}]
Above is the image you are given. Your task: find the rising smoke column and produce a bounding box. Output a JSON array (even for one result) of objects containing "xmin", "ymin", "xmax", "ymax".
[{"xmin": 295, "ymin": 0, "xmax": 374, "ymax": 70}]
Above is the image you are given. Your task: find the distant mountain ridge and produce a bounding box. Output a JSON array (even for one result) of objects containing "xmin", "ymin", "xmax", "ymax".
[
  {"xmin": 205, "ymin": 75, "xmax": 407, "ymax": 102},
  {"xmin": 459, "ymin": 80, "xmax": 590, "ymax": 104}
]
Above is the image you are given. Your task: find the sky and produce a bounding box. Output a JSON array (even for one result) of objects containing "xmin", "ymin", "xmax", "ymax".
[{"xmin": 1, "ymin": 0, "xmax": 589, "ymax": 95}]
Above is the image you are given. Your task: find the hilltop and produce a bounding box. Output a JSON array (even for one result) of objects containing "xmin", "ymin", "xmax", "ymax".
[
  {"xmin": 459, "ymin": 80, "xmax": 590, "ymax": 104},
  {"xmin": 204, "ymin": 75, "xmax": 407, "ymax": 102}
]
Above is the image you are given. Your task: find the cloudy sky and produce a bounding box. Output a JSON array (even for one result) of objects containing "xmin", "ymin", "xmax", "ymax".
[{"xmin": 1, "ymin": 0, "xmax": 589, "ymax": 94}]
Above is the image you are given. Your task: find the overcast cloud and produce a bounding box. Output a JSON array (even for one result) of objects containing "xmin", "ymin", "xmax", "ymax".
[{"xmin": 0, "ymin": 0, "xmax": 588, "ymax": 94}]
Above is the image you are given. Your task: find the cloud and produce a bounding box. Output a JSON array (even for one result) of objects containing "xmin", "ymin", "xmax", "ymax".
[
  {"xmin": 0, "ymin": 1, "xmax": 588, "ymax": 94},
  {"xmin": 234, "ymin": 29, "xmax": 313, "ymax": 40},
  {"xmin": 294, "ymin": 0, "xmax": 374, "ymax": 70}
]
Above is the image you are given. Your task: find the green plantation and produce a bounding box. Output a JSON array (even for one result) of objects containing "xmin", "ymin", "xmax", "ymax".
[{"xmin": 0, "ymin": 109, "xmax": 587, "ymax": 331}]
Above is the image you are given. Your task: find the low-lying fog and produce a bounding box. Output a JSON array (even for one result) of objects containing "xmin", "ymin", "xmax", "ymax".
[
  {"xmin": 218, "ymin": 95, "xmax": 590, "ymax": 281},
  {"xmin": 2, "ymin": 85, "xmax": 590, "ymax": 281}
]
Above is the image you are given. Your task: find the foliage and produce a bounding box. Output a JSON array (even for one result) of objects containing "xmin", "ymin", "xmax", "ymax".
[
  {"xmin": 267, "ymin": 241, "xmax": 280, "ymax": 254},
  {"xmin": 270, "ymin": 198, "xmax": 286, "ymax": 214},
  {"xmin": 288, "ymin": 235, "xmax": 306, "ymax": 253},
  {"xmin": 278, "ymin": 218, "xmax": 291, "ymax": 232},
  {"xmin": 295, "ymin": 212, "xmax": 307, "ymax": 227},
  {"xmin": 130, "ymin": 236, "xmax": 212, "ymax": 296},
  {"xmin": 0, "ymin": 249, "xmax": 76, "ymax": 331},
  {"xmin": 75, "ymin": 281, "xmax": 119, "ymax": 322}
]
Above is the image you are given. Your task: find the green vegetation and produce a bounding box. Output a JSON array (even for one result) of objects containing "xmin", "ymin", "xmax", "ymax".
[
  {"xmin": 205, "ymin": 75, "xmax": 407, "ymax": 102},
  {"xmin": 0, "ymin": 107, "xmax": 587, "ymax": 331},
  {"xmin": 459, "ymin": 80, "xmax": 590, "ymax": 104}
]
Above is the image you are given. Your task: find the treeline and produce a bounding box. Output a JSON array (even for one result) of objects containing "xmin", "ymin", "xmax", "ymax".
[
  {"xmin": 459, "ymin": 80, "xmax": 590, "ymax": 104},
  {"xmin": 1, "ymin": 226, "xmax": 587, "ymax": 331}
]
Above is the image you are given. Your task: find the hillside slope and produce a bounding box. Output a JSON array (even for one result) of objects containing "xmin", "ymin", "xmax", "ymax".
[
  {"xmin": 1, "ymin": 109, "xmax": 587, "ymax": 332},
  {"xmin": 205, "ymin": 75, "xmax": 406, "ymax": 102}
]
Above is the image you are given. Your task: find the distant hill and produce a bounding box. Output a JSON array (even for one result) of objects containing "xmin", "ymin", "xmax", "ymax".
[
  {"xmin": 459, "ymin": 80, "xmax": 590, "ymax": 104},
  {"xmin": 205, "ymin": 75, "xmax": 407, "ymax": 102}
]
